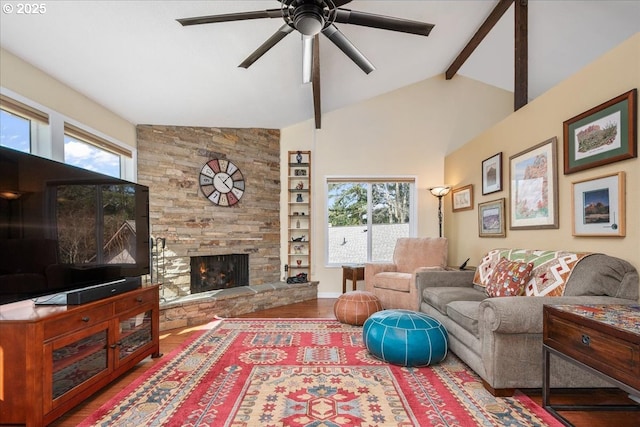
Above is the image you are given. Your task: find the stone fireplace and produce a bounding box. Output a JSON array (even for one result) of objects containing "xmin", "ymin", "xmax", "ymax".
[
  {"xmin": 136, "ymin": 125, "xmax": 318, "ymax": 331},
  {"xmin": 136, "ymin": 125, "xmax": 283, "ymax": 302},
  {"xmin": 190, "ymin": 254, "xmax": 249, "ymax": 293}
]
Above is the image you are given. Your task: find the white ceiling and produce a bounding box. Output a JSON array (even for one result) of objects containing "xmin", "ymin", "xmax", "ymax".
[{"xmin": 0, "ymin": 1, "xmax": 638, "ymax": 129}]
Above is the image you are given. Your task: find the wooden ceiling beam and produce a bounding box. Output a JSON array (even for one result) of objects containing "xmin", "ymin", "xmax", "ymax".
[
  {"xmin": 445, "ymin": 0, "xmax": 514, "ymax": 80},
  {"xmin": 514, "ymin": 0, "xmax": 528, "ymax": 110}
]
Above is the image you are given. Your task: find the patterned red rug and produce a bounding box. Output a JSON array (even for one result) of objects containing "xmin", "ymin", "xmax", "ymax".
[{"xmin": 80, "ymin": 318, "xmax": 561, "ymax": 427}]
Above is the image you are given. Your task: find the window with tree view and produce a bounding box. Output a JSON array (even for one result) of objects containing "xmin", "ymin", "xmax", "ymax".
[{"xmin": 327, "ymin": 179, "xmax": 415, "ymax": 265}]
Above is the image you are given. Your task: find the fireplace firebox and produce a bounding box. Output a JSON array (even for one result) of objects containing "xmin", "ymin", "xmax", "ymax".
[{"xmin": 190, "ymin": 254, "xmax": 249, "ymax": 294}]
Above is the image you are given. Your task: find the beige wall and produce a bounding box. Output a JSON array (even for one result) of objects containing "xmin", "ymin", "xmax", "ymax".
[
  {"xmin": 281, "ymin": 75, "xmax": 513, "ymax": 296},
  {"xmin": 445, "ymin": 33, "xmax": 640, "ymax": 280},
  {"xmin": 0, "ymin": 48, "xmax": 136, "ymax": 148}
]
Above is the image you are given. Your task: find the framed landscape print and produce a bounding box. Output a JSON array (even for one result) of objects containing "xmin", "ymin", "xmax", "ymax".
[
  {"xmin": 478, "ymin": 198, "xmax": 505, "ymax": 237},
  {"xmin": 482, "ymin": 152, "xmax": 502, "ymax": 194},
  {"xmin": 563, "ymin": 89, "xmax": 637, "ymax": 174},
  {"xmin": 572, "ymin": 172, "xmax": 625, "ymax": 237},
  {"xmin": 509, "ymin": 137, "xmax": 559, "ymax": 230},
  {"xmin": 452, "ymin": 184, "xmax": 473, "ymax": 212}
]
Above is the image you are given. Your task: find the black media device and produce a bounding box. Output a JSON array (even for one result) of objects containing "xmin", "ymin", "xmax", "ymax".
[
  {"xmin": 459, "ymin": 258, "xmax": 470, "ymax": 270},
  {"xmin": 34, "ymin": 276, "xmax": 142, "ymax": 305},
  {"xmin": 0, "ymin": 146, "xmax": 150, "ymax": 305}
]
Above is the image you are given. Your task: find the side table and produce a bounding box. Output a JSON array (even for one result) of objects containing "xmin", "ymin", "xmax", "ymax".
[
  {"xmin": 543, "ymin": 304, "xmax": 640, "ymax": 426},
  {"xmin": 342, "ymin": 264, "xmax": 365, "ymax": 293}
]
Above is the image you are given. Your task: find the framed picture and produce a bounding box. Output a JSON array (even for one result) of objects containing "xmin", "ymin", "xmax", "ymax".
[
  {"xmin": 563, "ymin": 89, "xmax": 637, "ymax": 174},
  {"xmin": 478, "ymin": 198, "xmax": 505, "ymax": 237},
  {"xmin": 571, "ymin": 172, "xmax": 625, "ymax": 237},
  {"xmin": 481, "ymin": 152, "xmax": 502, "ymax": 194},
  {"xmin": 452, "ymin": 184, "xmax": 473, "ymax": 212},
  {"xmin": 509, "ymin": 137, "xmax": 559, "ymax": 230}
]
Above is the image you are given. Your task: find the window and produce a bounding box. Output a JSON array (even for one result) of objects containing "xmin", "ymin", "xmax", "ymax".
[
  {"xmin": 64, "ymin": 135, "xmax": 121, "ymax": 178},
  {"xmin": 326, "ymin": 178, "xmax": 416, "ymax": 265},
  {"xmin": 0, "ymin": 95, "xmax": 49, "ymax": 153},
  {"xmin": 64, "ymin": 123, "xmax": 131, "ymax": 178},
  {"xmin": 0, "ymin": 109, "xmax": 30, "ymax": 152},
  {"xmin": 1, "ymin": 94, "xmax": 136, "ymax": 180}
]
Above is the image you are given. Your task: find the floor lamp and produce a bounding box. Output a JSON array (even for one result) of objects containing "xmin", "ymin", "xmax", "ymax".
[{"xmin": 429, "ymin": 186, "xmax": 451, "ymax": 238}]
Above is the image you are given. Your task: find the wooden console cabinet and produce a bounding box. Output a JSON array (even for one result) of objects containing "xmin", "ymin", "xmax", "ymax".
[
  {"xmin": 0, "ymin": 285, "xmax": 161, "ymax": 426},
  {"xmin": 543, "ymin": 304, "xmax": 640, "ymax": 425}
]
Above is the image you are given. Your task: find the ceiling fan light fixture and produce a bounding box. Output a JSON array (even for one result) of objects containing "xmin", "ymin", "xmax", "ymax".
[
  {"xmin": 302, "ymin": 35, "xmax": 313, "ymax": 83},
  {"xmin": 293, "ymin": 3, "xmax": 325, "ymax": 36}
]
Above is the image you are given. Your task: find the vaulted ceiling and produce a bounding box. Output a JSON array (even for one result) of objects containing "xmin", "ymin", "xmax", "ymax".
[{"xmin": 0, "ymin": 1, "xmax": 638, "ymax": 129}]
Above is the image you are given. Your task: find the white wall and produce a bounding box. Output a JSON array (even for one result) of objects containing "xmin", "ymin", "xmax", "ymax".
[
  {"xmin": 0, "ymin": 48, "xmax": 136, "ymax": 149},
  {"xmin": 281, "ymin": 74, "xmax": 513, "ymax": 296}
]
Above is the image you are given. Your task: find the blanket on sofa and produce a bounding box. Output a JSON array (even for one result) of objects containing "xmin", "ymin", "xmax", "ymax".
[{"xmin": 473, "ymin": 249, "xmax": 592, "ymax": 296}]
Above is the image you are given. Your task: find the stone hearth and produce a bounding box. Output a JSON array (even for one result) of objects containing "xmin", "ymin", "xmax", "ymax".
[{"xmin": 159, "ymin": 280, "xmax": 318, "ymax": 331}]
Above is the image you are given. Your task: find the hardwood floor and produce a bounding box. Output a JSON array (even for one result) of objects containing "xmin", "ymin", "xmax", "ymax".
[{"xmin": 50, "ymin": 299, "xmax": 639, "ymax": 427}]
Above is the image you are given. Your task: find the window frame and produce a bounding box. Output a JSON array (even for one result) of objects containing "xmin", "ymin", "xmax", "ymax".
[{"xmin": 324, "ymin": 176, "xmax": 418, "ymax": 267}]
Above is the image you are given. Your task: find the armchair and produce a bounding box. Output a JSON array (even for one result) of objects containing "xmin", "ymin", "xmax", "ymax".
[{"xmin": 365, "ymin": 237, "xmax": 448, "ymax": 310}]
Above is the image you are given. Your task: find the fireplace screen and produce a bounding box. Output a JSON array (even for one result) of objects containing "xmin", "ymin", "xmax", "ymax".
[{"xmin": 190, "ymin": 254, "xmax": 249, "ymax": 293}]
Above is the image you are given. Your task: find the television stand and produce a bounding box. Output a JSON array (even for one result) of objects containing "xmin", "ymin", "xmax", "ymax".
[{"xmin": 0, "ymin": 284, "xmax": 161, "ymax": 426}]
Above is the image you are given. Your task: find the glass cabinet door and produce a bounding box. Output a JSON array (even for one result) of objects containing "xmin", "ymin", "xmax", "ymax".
[
  {"xmin": 51, "ymin": 327, "xmax": 109, "ymax": 400},
  {"xmin": 118, "ymin": 309, "xmax": 153, "ymax": 361}
]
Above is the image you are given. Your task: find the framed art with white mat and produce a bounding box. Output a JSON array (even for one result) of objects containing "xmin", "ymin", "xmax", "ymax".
[{"xmin": 572, "ymin": 172, "xmax": 625, "ymax": 237}]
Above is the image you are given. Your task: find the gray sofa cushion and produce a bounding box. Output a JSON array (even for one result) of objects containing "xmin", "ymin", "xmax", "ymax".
[
  {"xmin": 423, "ymin": 287, "xmax": 486, "ymax": 315},
  {"xmin": 564, "ymin": 254, "xmax": 639, "ymax": 299},
  {"xmin": 446, "ymin": 300, "xmax": 481, "ymax": 337}
]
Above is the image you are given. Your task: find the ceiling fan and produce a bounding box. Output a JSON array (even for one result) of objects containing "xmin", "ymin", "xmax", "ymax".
[{"xmin": 177, "ymin": 0, "xmax": 435, "ymax": 128}]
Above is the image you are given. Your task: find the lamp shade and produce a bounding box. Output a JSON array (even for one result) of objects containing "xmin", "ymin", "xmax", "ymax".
[
  {"xmin": 0, "ymin": 190, "xmax": 23, "ymax": 200},
  {"xmin": 429, "ymin": 186, "xmax": 451, "ymax": 197}
]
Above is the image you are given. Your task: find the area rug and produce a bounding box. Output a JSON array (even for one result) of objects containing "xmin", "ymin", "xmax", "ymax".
[{"xmin": 79, "ymin": 318, "xmax": 561, "ymax": 427}]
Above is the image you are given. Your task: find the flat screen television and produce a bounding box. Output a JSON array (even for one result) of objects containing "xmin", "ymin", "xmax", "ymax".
[{"xmin": 0, "ymin": 146, "xmax": 150, "ymax": 304}]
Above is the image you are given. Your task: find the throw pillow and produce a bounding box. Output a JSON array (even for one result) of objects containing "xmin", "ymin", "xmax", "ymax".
[
  {"xmin": 485, "ymin": 257, "xmax": 534, "ymax": 297},
  {"xmin": 472, "ymin": 249, "xmax": 503, "ymax": 287}
]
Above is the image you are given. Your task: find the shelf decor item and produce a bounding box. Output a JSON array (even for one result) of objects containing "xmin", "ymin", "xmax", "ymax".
[
  {"xmin": 571, "ymin": 172, "xmax": 625, "ymax": 237},
  {"xmin": 563, "ymin": 89, "xmax": 637, "ymax": 174},
  {"xmin": 451, "ymin": 184, "xmax": 473, "ymax": 212},
  {"xmin": 482, "ymin": 152, "xmax": 502, "ymax": 195},
  {"xmin": 509, "ymin": 137, "xmax": 559, "ymax": 230},
  {"xmin": 478, "ymin": 198, "xmax": 506, "ymax": 238}
]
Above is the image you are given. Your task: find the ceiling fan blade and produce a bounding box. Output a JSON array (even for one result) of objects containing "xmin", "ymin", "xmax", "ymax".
[
  {"xmin": 239, "ymin": 24, "xmax": 295, "ymax": 69},
  {"xmin": 177, "ymin": 9, "xmax": 283, "ymax": 26},
  {"xmin": 321, "ymin": 25, "xmax": 375, "ymax": 74},
  {"xmin": 312, "ymin": 34, "xmax": 321, "ymax": 129},
  {"xmin": 334, "ymin": 9, "xmax": 434, "ymax": 36}
]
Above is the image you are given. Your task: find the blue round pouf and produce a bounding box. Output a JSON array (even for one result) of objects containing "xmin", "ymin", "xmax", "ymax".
[{"xmin": 363, "ymin": 309, "xmax": 448, "ymax": 367}]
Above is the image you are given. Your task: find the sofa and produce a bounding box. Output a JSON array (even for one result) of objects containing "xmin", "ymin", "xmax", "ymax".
[
  {"xmin": 416, "ymin": 249, "xmax": 639, "ymax": 396},
  {"xmin": 365, "ymin": 237, "xmax": 448, "ymax": 310}
]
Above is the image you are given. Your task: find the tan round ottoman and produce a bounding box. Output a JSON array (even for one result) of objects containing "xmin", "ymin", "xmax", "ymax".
[{"xmin": 334, "ymin": 291, "xmax": 383, "ymax": 326}]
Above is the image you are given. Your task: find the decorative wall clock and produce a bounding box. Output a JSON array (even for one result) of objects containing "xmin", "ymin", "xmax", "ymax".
[{"xmin": 199, "ymin": 159, "xmax": 245, "ymax": 206}]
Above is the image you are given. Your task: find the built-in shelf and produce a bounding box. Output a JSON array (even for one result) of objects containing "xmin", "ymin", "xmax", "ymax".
[{"xmin": 287, "ymin": 151, "xmax": 311, "ymax": 282}]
